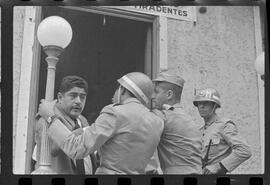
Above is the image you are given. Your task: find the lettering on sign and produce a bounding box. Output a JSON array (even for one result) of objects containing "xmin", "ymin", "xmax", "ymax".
[{"xmin": 112, "ymin": 6, "xmax": 197, "ymax": 22}]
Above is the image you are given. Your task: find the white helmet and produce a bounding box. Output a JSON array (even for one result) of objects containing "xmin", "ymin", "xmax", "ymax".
[
  {"xmin": 117, "ymin": 72, "xmax": 154, "ymax": 105},
  {"xmin": 193, "ymin": 88, "xmax": 221, "ymax": 108}
]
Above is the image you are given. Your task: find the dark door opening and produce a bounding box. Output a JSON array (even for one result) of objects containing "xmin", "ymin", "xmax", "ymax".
[{"xmin": 38, "ymin": 7, "xmax": 153, "ymax": 124}]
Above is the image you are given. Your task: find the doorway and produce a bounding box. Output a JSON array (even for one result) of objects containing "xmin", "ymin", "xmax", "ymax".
[{"xmin": 38, "ymin": 6, "xmax": 154, "ymax": 124}]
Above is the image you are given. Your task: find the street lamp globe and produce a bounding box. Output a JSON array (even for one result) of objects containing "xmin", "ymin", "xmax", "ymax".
[
  {"xmin": 254, "ymin": 52, "xmax": 265, "ymax": 76},
  {"xmin": 37, "ymin": 16, "xmax": 73, "ymax": 49}
]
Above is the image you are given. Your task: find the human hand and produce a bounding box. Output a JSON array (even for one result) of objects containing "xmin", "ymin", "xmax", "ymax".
[
  {"xmin": 203, "ymin": 163, "xmax": 223, "ymax": 174},
  {"xmin": 203, "ymin": 166, "xmax": 213, "ymax": 174},
  {"xmin": 38, "ymin": 99, "xmax": 57, "ymax": 121},
  {"xmin": 146, "ymin": 169, "xmax": 159, "ymax": 174},
  {"xmin": 72, "ymin": 128, "xmax": 84, "ymax": 136}
]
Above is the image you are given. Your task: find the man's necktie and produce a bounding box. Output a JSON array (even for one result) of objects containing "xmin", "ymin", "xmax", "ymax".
[{"xmin": 73, "ymin": 119, "xmax": 85, "ymax": 174}]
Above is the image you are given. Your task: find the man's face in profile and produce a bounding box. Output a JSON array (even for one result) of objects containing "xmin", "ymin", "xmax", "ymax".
[
  {"xmin": 58, "ymin": 87, "xmax": 87, "ymax": 119},
  {"xmin": 152, "ymin": 84, "xmax": 169, "ymax": 110}
]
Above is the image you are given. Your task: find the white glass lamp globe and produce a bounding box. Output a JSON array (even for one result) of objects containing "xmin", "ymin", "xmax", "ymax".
[
  {"xmin": 254, "ymin": 52, "xmax": 265, "ymax": 75},
  {"xmin": 37, "ymin": 16, "xmax": 73, "ymax": 48}
]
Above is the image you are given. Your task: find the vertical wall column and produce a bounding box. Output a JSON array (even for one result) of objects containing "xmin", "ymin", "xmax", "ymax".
[
  {"xmin": 14, "ymin": 6, "xmax": 38, "ymax": 174},
  {"xmin": 144, "ymin": 26, "xmax": 152, "ymax": 77},
  {"xmin": 253, "ymin": 6, "xmax": 264, "ymax": 173},
  {"xmin": 158, "ymin": 16, "xmax": 168, "ymax": 71}
]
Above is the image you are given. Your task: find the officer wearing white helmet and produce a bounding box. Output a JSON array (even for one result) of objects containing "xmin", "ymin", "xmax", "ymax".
[
  {"xmin": 38, "ymin": 72, "xmax": 164, "ymax": 174},
  {"xmin": 193, "ymin": 88, "xmax": 252, "ymax": 174},
  {"xmin": 152, "ymin": 72, "xmax": 203, "ymax": 174}
]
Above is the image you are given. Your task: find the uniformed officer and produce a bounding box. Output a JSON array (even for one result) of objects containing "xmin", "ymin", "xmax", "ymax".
[
  {"xmin": 152, "ymin": 72, "xmax": 203, "ymax": 174},
  {"xmin": 193, "ymin": 88, "xmax": 252, "ymax": 174},
  {"xmin": 38, "ymin": 72, "xmax": 164, "ymax": 174}
]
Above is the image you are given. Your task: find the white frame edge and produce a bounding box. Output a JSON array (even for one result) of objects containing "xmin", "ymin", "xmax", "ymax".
[
  {"xmin": 253, "ymin": 6, "xmax": 264, "ymax": 174},
  {"xmin": 14, "ymin": 6, "xmax": 38, "ymax": 174}
]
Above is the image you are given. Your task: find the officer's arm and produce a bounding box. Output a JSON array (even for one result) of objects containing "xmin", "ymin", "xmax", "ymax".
[
  {"xmin": 51, "ymin": 127, "xmax": 87, "ymax": 156},
  {"xmin": 220, "ymin": 122, "xmax": 252, "ymax": 172},
  {"xmin": 47, "ymin": 106, "xmax": 117, "ymax": 160}
]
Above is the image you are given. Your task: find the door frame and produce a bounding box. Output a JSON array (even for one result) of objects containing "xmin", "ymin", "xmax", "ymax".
[
  {"xmin": 13, "ymin": 6, "xmax": 42, "ymax": 174},
  {"xmin": 60, "ymin": 6, "xmax": 168, "ymax": 78},
  {"xmin": 253, "ymin": 6, "xmax": 264, "ymax": 173}
]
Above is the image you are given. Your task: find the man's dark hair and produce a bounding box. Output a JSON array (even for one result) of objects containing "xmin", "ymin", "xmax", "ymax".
[{"xmin": 59, "ymin": 75, "xmax": 88, "ymax": 94}]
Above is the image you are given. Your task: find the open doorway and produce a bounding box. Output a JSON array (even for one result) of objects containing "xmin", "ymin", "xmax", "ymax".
[{"xmin": 38, "ymin": 7, "xmax": 154, "ymax": 124}]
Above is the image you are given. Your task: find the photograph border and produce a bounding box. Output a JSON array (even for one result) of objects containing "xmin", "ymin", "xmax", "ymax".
[{"xmin": 1, "ymin": 0, "xmax": 268, "ymax": 185}]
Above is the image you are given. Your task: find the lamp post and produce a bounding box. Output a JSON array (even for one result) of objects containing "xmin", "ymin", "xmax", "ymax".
[
  {"xmin": 31, "ymin": 16, "xmax": 72, "ymax": 174},
  {"xmin": 254, "ymin": 52, "xmax": 265, "ymax": 81}
]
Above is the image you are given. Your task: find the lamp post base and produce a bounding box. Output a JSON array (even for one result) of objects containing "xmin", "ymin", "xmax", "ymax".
[{"xmin": 31, "ymin": 165, "xmax": 56, "ymax": 174}]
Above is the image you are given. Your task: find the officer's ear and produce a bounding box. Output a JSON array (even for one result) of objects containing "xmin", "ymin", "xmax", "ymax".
[
  {"xmin": 212, "ymin": 103, "xmax": 218, "ymax": 111},
  {"xmin": 167, "ymin": 90, "xmax": 174, "ymax": 100},
  {"xmin": 121, "ymin": 86, "xmax": 126, "ymax": 96}
]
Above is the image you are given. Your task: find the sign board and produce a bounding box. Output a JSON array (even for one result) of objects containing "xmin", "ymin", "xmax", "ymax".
[{"xmin": 112, "ymin": 6, "xmax": 197, "ymax": 22}]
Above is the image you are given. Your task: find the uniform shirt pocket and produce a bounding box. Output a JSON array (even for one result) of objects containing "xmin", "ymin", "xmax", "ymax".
[
  {"xmin": 207, "ymin": 135, "xmax": 222, "ymax": 159},
  {"xmin": 211, "ymin": 136, "xmax": 220, "ymax": 145},
  {"xmin": 205, "ymin": 135, "xmax": 220, "ymax": 147}
]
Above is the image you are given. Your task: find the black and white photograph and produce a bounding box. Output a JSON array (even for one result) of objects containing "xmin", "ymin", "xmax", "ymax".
[
  {"xmin": 12, "ymin": 6, "xmax": 265, "ymax": 175},
  {"xmin": 0, "ymin": 7, "xmax": 2, "ymax": 174}
]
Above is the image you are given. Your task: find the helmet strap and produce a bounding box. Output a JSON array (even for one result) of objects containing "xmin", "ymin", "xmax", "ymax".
[
  {"xmin": 117, "ymin": 85, "xmax": 122, "ymax": 104},
  {"xmin": 210, "ymin": 103, "xmax": 217, "ymax": 115}
]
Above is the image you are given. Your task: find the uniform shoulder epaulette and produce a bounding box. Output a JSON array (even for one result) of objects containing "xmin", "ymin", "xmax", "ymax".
[
  {"xmin": 221, "ymin": 118, "xmax": 233, "ymax": 123},
  {"xmin": 218, "ymin": 118, "xmax": 235, "ymax": 126}
]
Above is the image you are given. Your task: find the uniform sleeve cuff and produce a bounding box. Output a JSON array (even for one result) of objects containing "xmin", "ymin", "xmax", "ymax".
[
  {"xmin": 220, "ymin": 159, "xmax": 233, "ymax": 172},
  {"xmin": 219, "ymin": 162, "xmax": 228, "ymax": 173}
]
